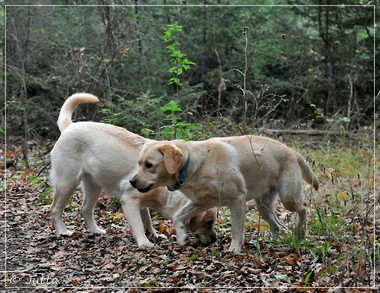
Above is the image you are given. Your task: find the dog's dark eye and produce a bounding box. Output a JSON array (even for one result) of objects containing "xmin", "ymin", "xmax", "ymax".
[
  {"xmin": 207, "ymin": 220, "xmax": 214, "ymax": 226},
  {"xmin": 145, "ymin": 161, "xmax": 153, "ymax": 169}
]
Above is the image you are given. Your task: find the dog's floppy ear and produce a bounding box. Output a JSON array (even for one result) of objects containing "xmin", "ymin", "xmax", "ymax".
[{"xmin": 158, "ymin": 144, "xmax": 183, "ymax": 174}]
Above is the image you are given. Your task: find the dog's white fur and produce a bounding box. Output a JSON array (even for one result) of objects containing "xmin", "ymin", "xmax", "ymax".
[
  {"xmin": 50, "ymin": 93, "xmax": 217, "ymax": 248},
  {"xmin": 130, "ymin": 136, "xmax": 319, "ymax": 252}
]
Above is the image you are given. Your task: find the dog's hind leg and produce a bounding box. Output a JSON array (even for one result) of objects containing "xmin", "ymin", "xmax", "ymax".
[
  {"xmin": 173, "ymin": 202, "xmax": 211, "ymax": 247},
  {"xmin": 81, "ymin": 174, "xmax": 106, "ymax": 234},
  {"xmin": 278, "ymin": 171, "xmax": 306, "ymax": 240},
  {"xmin": 50, "ymin": 173, "xmax": 79, "ymax": 236},
  {"xmin": 294, "ymin": 206, "xmax": 306, "ymax": 240},
  {"xmin": 254, "ymin": 188, "xmax": 282, "ymax": 239}
]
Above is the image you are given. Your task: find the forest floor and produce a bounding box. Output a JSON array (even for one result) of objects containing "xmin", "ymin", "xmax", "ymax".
[{"xmin": 1, "ymin": 132, "xmax": 379, "ymax": 292}]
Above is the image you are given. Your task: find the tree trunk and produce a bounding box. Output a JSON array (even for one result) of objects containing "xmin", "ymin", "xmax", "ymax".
[{"xmin": 18, "ymin": 7, "xmax": 32, "ymax": 169}]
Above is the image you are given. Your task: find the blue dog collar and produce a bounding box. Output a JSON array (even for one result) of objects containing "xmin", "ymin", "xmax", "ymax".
[{"xmin": 168, "ymin": 155, "xmax": 190, "ymax": 191}]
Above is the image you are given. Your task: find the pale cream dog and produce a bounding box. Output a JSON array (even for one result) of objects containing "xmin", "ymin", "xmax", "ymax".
[
  {"xmin": 50, "ymin": 93, "xmax": 217, "ymax": 248},
  {"xmin": 130, "ymin": 136, "xmax": 319, "ymax": 252}
]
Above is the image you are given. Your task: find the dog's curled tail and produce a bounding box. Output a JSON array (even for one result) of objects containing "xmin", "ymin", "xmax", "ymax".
[
  {"xmin": 57, "ymin": 93, "xmax": 99, "ymax": 132},
  {"xmin": 297, "ymin": 155, "xmax": 319, "ymax": 191}
]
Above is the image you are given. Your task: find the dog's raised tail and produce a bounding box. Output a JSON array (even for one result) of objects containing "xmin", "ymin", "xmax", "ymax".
[
  {"xmin": 57, "ymin": 93, "xmax": 99, "ymax": 132},
  {"xmin": 297, "ymin": 155, "xmax": 319, "ymax": 191}
]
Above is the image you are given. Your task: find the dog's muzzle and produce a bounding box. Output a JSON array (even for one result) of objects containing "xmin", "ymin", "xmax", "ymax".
[
  {"xmin": 195, "ymin": 233, "xmax": 218, "ymax": 245},
  {"xmin": 129, "ymin": 179, "xmax": 153, "ymax": 193},
  {"xmin": 129, "ymin": 178, "xmax": 138, "ymax": 188}
]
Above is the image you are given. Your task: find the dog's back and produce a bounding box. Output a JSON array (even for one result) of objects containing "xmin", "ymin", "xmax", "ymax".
[{"xmin": 208, "ymin": 135, "xmax": 318, "ymax": 191}]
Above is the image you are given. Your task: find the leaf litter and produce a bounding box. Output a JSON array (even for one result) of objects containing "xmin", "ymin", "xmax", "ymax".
[{"xmin": 1, "ymin": 141, "xmax": 378, "ymax": 292}]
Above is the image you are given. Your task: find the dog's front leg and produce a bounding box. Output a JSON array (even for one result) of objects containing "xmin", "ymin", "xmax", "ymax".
[
  {"xmin": 140, "ymin": 208, "xmax": 167, "ymax": 240},
  {"xmin": 228, "ymin": 195, "xmax": 246, "ymax": 253},
  {"xmin": 120, "ymin": 196, "xmax": 154, "ymax": 248},
  {"xmin": 173, "ymin": 202, "xmax": 210, "ymax": 247}
]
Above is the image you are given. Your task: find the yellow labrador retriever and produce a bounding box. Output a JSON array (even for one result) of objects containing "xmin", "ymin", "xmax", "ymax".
[
  {"xmin": 130, "ymin": 136, "xmax": 319, "ymax": 252},
  {"xmin": 50, "ymin": 93, "xmax": 217, "ymax": 248}
]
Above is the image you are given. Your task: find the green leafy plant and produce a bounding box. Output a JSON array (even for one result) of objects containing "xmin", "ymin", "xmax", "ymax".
[
  {"xmin": 249, "ymin": 240, "xmax": 261, "ymax": 255},
  {"xmin": 320, "ymin": 241, "xmax": 331, "ymax": 262},
  {"xmin": 38, "ymin": 187, "xmax": 54, "ymax": 204},
  {"xmin": 65, "ymin": 204, "xmax": 77, "ymax": 212},
  {"xmin": 160, "ymin": 24, "xmax": 199, "ymax": 140},
  {"xmin": 159, "ymin": 100, "xmax": 200, "ymax": 140},
  {"xmin": 99, "ymin": 108, "xmax": 122, "ymax": 126},
  {"xmin": 110, "ymin": 197, "xmax": 120, "ymax": 207},
  {"xmin": 140, "ymin": 278, "xmax": 159, "ymax": 288},
  {"xmin": 304, "ymin": 270, "xmax": 314, "ymax": 288},
  {"xmin": 162, "ymin": 24, "xmax": 195, "ymax": 86}
]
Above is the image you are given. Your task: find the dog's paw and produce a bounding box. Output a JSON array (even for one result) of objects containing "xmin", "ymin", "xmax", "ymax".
[
  {"xmin": 137, "ymin": 240, "xmax": 155, "ymax": 248},
  {"xmin": 154, "ymin": 233, "xmax": 168, "ymax": 240},
  {"xmin": 227, "ymin": 244, "xmax": 242, "ymax": 254},
  {"xmin": 147, "ymin": 229, "xmax": 167, "ymax": 240},
  {"xmin": 271, "ymin": 232, "xmax": 281, "ymax": 241},
  {"xmin": 173, "ymin": 222, "xmax": 189, "ymax": 246}
]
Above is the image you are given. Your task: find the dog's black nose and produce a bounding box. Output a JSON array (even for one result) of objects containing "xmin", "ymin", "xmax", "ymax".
[{"xmin": 129, "ymin": 178, "xmax": 137, "ymax": 188}]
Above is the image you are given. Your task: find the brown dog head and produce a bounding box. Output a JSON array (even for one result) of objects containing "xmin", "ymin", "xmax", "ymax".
[
  {"xmin": 188, "ymin": 208, "xmax": 218, "ymax": 245},
  {"xmin": 130, "ymin": 141, "xmax": 184, "ymax": 193}
]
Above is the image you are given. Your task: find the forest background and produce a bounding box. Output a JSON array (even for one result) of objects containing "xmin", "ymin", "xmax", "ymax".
[
  {"xmin": 3, "ymin": 0, "xmax": 378, "ymax": 145},
  {"xmin": 1, "ymin": 0, "xmax": 379, "ymax": 291}
]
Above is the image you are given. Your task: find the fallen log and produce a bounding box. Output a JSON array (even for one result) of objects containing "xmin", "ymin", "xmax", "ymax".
[{"xmin": 257, "ymin": 128, "xmax": 356, "ymax": 141}]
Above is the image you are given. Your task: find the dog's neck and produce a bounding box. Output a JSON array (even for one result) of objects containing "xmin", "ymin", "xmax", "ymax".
[
  {"xmin": 168, "ymin": 154, "xmax": 191, "ymax": 191},
  {"xmin": 170, "ymin": 141, "xmax": 208, "ymax": 191}
]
